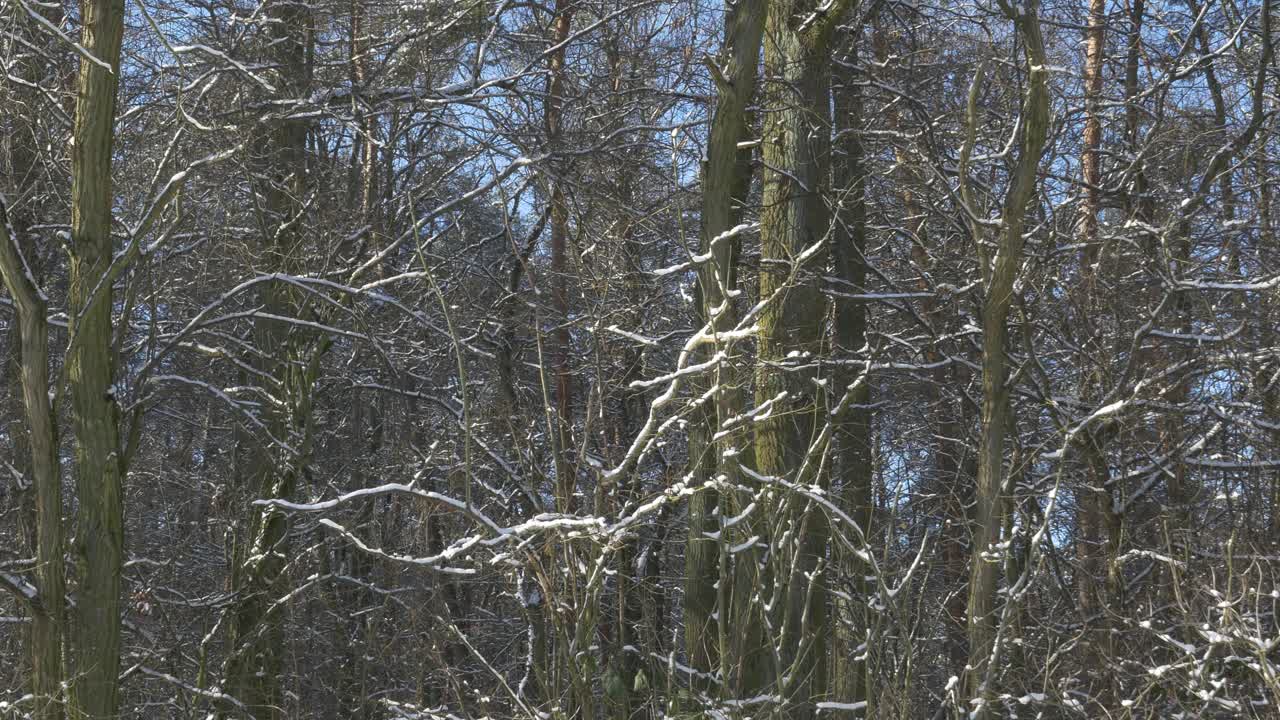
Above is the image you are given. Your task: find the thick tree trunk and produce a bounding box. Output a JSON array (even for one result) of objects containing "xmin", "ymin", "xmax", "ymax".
[
  {"xmin": 65, "ymin": 0, "xmax": 128, "ymax": 716},
  {"xmin": 753, "ymin": 1, "xmax": 852, "ymax": 715}
]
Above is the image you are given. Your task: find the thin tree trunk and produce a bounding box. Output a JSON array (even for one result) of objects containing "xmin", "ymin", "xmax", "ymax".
[
  {"xmin": 0, "ymin": 14, "xmax": 66, "ymax": 715},
  {"xmin": 686, "ymin": 0, "xmax": 764, "ymax": 700},
  {"xmin": 527, "ymin": 5, "xmax": 579, "ymax": 713},
  {"xmin": 962, "ymin": 2, "xmax": 1050, "ymax": 713},
  {"xmin": 0, "ymin": 199, "xmax": 65, "ymax": 720},
  {"xmin": 870, "ymin": 23, "xmax": 974, "ymax": 673},
  {"xmin": 1123, "ymin": 0, "xmax": 1153, "ymax": 224},
  {"xmin": 830, "ymin": 30, "xmax": 873, "ymax": 712},
  {"xmin": 1074, "ymin": 0, "xmax": 1119, "ymax": 702},
  {"xmin": 221, "ymin": 4, "xmax": 313, "ymax": 716},
  {"xmin": 546, "ymin": 0, "xmax": 577, "ymax": 512}
]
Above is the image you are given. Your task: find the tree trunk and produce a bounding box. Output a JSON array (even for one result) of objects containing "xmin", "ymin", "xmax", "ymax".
[
  {"xmin": 686, "ymin": 0, "xmax": 764, "ymax": 701},
  {"xmin": 962, "ymin": 2, "xmax": 1050, "ymax": 713},
  {"xmin": 0, "ymin": 14, "xmax": 66, "ymax": 715},
  {"xmin": 0, "ymin": 199, "xmax": 65, "ymax": 720},
  {"xmin": 221, "ymin": 3, "xmax": 313, "ymax": 716},
  {"xmin": 754, "ymin": 1, "xmax": 852, "ymax": 715},
  {"xmin": 1074, "ymin": 0, "xmax": 1120, "ymax": 702},
  {"xmin": 547, "ymin": 0, "xmax": 577, "ymax": 512},
  {"xmin": 66, "ymin": 0, "xmax": 128, "ymax": 715},
  {"xmin": 830, "ymin": 32, "xmax": 873, "ymax": 713}
]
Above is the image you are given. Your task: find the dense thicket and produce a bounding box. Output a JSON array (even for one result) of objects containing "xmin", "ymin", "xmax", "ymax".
[{"xmin": 1, "ymin": 0, "xmax": 1278, "ymax": 717}]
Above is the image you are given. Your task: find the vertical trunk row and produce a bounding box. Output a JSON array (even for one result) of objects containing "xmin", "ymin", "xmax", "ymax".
[{"xmin": 963, "ymin": 0, "xmax": 1050, "ymax": 713}]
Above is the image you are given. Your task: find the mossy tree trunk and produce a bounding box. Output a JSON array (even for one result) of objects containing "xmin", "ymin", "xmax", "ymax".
[{"xmin": 1, "ymin": 3, "xmax": 132, "ymax": 716}]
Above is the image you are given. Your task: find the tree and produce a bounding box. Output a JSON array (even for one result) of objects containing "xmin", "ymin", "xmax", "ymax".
[
  {"xmin": 0, "ymin": 0, "xmax": 135, "ymax": 716},
  {"xmin": 750, "ymin": 0, "xmax": 855, "ymax": 715},
  {"xmin": 686, "ymin": 0, "xmax": 763, "ymax": 702},
  {"xmin": 217, "ymin": 0, "xmax": 317, "ymax": 713},
  {"xmin": 961, "ymin": 0, "xmax": 1050, "ymax": 711}
]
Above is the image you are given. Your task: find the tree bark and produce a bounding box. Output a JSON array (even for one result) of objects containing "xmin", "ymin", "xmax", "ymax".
[
  {"xmin": 221, "ymin": 3, "xmax": 313, "ymax": 716},
  {"xmin": 1074, "ymin": 0, "xmax": 1120, "ymax": 702},
  {"xmin": 547, "ymin": 0, "xmax": 577, "ymax": 512},
  {"xmin": 0, "ymin": 13, "xmax": 66, "ymax": 716},
  {"xmin": 830, "ymin": 31, "xmax": 873, "ymax": 712}
]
